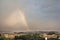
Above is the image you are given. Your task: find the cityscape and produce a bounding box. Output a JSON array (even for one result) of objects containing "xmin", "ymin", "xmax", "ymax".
[
  {"xmin": 0, "ymin": 31, "xmax": 60, "ymax": 40},
  {"xmin": 0, "ymin": 0, "xmax": 60, "ymax": 40}
]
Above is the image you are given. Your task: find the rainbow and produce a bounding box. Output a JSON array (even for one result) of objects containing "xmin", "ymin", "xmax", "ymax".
[{"xmin": 17, "ymin": 9, "xmax": 30, "ymax": 32}]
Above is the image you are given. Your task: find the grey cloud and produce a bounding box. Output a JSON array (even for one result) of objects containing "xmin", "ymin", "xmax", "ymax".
[{"xmin": 0, "ymin": 0, "xmax": 60, "ymax": 32}]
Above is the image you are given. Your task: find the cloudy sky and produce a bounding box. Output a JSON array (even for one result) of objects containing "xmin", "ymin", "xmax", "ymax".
[{"xmin": 0, "ymin": 0, "xmax": 60, "ymax": 32}]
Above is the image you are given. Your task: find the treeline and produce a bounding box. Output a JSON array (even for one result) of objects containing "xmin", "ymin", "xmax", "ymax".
[
  {"xmin": 14, "ymin": 34, "xmax": 59, "ymax": 40},
  {"xmin": 0, "ymin": 32, "xmax": 60, "ymax": 40}
]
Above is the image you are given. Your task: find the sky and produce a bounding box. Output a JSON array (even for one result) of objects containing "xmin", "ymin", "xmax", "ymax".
[{"xmin": 0, "ymin": 0, "xmax": 60, "ymax": 32}]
